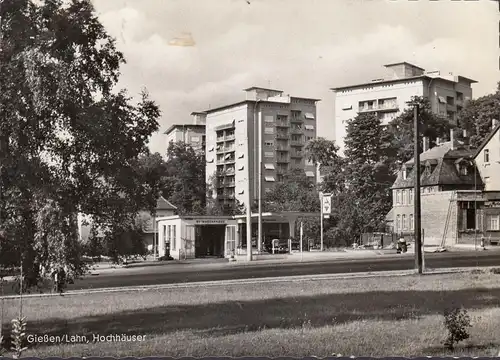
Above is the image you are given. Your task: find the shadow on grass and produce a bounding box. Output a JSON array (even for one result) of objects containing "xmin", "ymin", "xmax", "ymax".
[{"xmin": 10, "ymin": 286, "xmax": 499, "ymax": 348}]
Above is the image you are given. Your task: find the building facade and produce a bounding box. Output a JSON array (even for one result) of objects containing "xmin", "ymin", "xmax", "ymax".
[
  {"xmin": 200, "ymin": 87, "xmax": 320, "ymax": 210},
  {"xmin": 390, "ymin": 135, "xmax": 485, "ymax": 246},
  {"xmin": 332, "ymin": 62, "xmax": 476, "ymax": 155},
  {"xmin": 473, "ymin": 120, "xmax": 500, "ymax": 243},
  {"xmin": 164, "ymin": 112, "xmax": 207, "ymax": 155}
]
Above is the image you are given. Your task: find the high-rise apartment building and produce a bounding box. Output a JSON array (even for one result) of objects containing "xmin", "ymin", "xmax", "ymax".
[
  {"xmin": 331, "ymin": 62, "xmax": 477, "ymax": 156},
  {"xmin": 164, "ymin": 112, "xmax": 206, "ymax": 156},
  {"xmin": 199, "ymin": 87, "xmax": 320, "ymax": 210}
]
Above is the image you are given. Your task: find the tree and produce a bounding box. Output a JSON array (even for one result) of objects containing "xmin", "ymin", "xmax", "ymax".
[
  {"xmin": 163, "ymin": 141, "xmax": 206, "ymax": 215},
  {"xmin": 0, "ymin": 0, "xmax": 161, "ymax": 291},
  {"xmin": 205, "ymin": 174, "xmax": 246, "ymax": 216},
  {"xmin": 388, "ymin": 96, "xmax": 455, "ymax": 164},
  {"xmin": 456, "ymin": 88, "xmax": 500, "ymax": 148}
]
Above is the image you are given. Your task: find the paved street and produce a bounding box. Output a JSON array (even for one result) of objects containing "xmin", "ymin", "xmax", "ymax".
[{"xmin": 3, "ymin": 250, "xmax": 498, "ymax": 296}]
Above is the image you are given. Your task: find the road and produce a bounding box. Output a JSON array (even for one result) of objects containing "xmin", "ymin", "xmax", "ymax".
[{"xmin": 4, "ymin": 251, "xmax": 500, "ymax": 295}]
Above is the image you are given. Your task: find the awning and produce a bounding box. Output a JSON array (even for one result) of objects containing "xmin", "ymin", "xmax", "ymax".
[
  {"xmin": 304, "ymin": 113, "xmax": 315, "ymax": 119},
  {"xmin": 225, "ymin": 154, "xmax": 231, "ymax": 159},
  {"xmin": 341, "ymin": 104, "xmax": 352, "ymax": 110},
  {"xmin": 238, "ymin": 153, "xmax": 244, "ymax": 158},
  {"xmin": 238, "ymin": 190, "xmax": 244, "ymax": 194},
  {"xmin": 438, "ymin": 96, "xmax": 446, "ymax": 104},
  {"xmin": 305, "ymin": 171, "xmax": 315, "ymax": 177},
  {"xmin": 264, "ymin": 163, "xmax": 275, "ymax": 170},
  {"xmin": 238, "ymin": 165, "xmax": 244, "ymax": 170},
  {"xmin": 265, "ymin": 176, "xmax": 276, "ymax": 182},
  {"xmin": 208, "ymin": 146, "xmax": 214, "ymax": 152},
  {"xmin": 304, "ymin": 125, "xmax": 314, "ymax": 130},
  {"xmin": 215, "ymin": 122, "xmax": 235, "ymax": 131},
  {"xmin": 207, "ymin": 158, "xmax": 214, "ymax": 163}
]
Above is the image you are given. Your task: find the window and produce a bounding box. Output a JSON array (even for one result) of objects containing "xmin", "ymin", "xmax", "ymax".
[
  {"xmin": 264, "ymin": 141, "xmax": 274, "ymax": 147},
  {"xmin": 484, "ymin": 149, "xmax": 490, "ymax": 163},
  {"xmin": 264, "ymin": 127, "xmax": 274, "ymax": 134},
  {"xmin": 167, "ymin": 225, "xmax": 172, "ymax": 250},
  {"xmin": 264, "ymin": 115, "xmax": 274, "ymax": 123},
  {"xmin": 460, "ymin": 165, "xmax": 468, "ymax": 176},
  {"xmin": 409, "ymin": 189, "xmax": 413, "ymax": 205},
  {"xmin": 409, "ymin": 214, "xmax": 414, "ymax": 231},
  {"xmin": 190, "ymin": 136, "xmax": 200, "ymax": 142},
  {"xmin": 402, "ymin": 215, "xmax": 407, "ymax": 230},
  {"xmin": 162, "ymin": 225, "xmax": 167, "ymax": 245},
  {"xmin": 401, "ymin": 190, "xmax": 406, "ymax": 205},
  {"xmin": 396, "ymin": 215, "xmax": 401, "ymax": 231},
  {"xmin": 305, "ymin": 171, "xmax": 315, "ymax": 177},
  {"xmin": 172, "ymin": 225, "xmax": 176, "ymax": 250},
  {"xmin": 396, "ymin": 190, "xmax": 401, "ymax": 205},
  {"xmin": 487, "ymin": 215, "xmax": 500, "ymax": 231},
  {"xmin": 446, "ymin": 96, "xmax": 454, "ymax": 105},
  {"xmin": 464, "ymin": 207, "xmax": 477, "ymax": 230},
  {"xmin": 264, "ymin": 151, "xmax": 274, "ymax": 158}
]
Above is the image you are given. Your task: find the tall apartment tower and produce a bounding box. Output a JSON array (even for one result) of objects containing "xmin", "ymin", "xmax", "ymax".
[
  {"xmin": 331, "ymin": 62, "xmax": 477, "ymax": 156},
  {"xmin": 200, "ymin": 87, "xmax": 320, "ymax": 210},
  {"xmin": 164, "ymin": 112, "xmax": 207, "ymax": 157}
]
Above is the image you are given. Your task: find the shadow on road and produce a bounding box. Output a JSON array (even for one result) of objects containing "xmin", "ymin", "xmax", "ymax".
[{"xmin": 12, "ymin": 285, "xmax": 500, "ymax": 348}]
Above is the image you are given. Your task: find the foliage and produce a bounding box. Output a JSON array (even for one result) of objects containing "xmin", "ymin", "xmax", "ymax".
[
  {"xmin": 205, "ymin": 174, "xmax": 246, "ymax": 216},
  {"xmin": 10, "ymin": 316, "xmax": 28, "ymax": 358},
  {"xmin": 263, "ymin": 169, "xmax": 319, "ymax": 213},
  {"xmin": 443, "ymin": 307, "xmax": 472, "ymax": 350},
  {"xmin": 0, "ymin": 0, "xmax": 161, "ymax": 291},
  {"xmin": 306, "ymin": 138, "xmax": 346, "ymax": 195},
  {"xmin": 456, "ymin": 88, "xmax": 500, "ymax": 148},
  {"xmin": 163, "ymin": 141, "xmax": 206, "ymax": 215},
  {"xmin": 387, "ymin": 96, "xmax": 455, "ymax": 164}
]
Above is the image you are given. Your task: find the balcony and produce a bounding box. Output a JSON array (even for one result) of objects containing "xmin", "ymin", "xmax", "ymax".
[
  {"xmin": 290, "ymin": 117, "xmax": 303, "ymax": 124},
  {"xmin": 224, "ymin": 146, "xmax": 235, "ymax": 152},
  {"xmin": 276, "ymin": 157, "xmax": 290, "ymax": 163},
  {"xmin": 276, "ymin": 168, "xmax": 287, "ymax": 175},
  {"xmin": 276, "ymin": 144, "xmax": 289, "ymax": 151},
  {"xmin": 290, "ymin": 152, "xmax": 303, "ymax": 158},
  {"xmin": 225, "ymin": 134, "xmax": 235, "ymax": 141},
  {"xmin": 290, "ymin": 139, "xmax": 304, "ymax": 147},
  {"xmin": 359, "ymin": 103, "xmax": 399, "ymax": 113},
  {"xmin": 226, "ymin": 168, "xmax": 235, "ymax": 175},
  {"xmin": 225, "ymin": 158, "xmax": 236, "ymax": 164},
  {"xmin": 290, "ymin": 128, "xmax": 303, "ymax": 135},
  {"xmin": 275, "ymin": 121, "xmax": 289, "ymax": 128},
  {"xmin": 276, "ymin": 132, "xmax": 289, "ymax": 140}
]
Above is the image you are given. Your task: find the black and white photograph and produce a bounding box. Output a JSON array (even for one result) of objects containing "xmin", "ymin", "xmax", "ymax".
[{"xmin": 0, "ymin": 0, "xmax": 500, "ymax": 357}]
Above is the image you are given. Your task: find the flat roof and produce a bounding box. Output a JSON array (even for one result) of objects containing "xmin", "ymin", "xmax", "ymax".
[
  {"xmin": 164, "ymin": 124, "xmax": 206, "ymax": 135},
  {"xmin": 331, "ymin": 74, "xmax": 477, "ymax": 92},
  {"xmin": 244, "ymin": 86, "xmax": 283, "ymax": 92},
  {"xmin": 156, "ymin": 215, "xmax": 236, "ymax": 221},
  {"xmin": 383, "ymin": 62, "xmax": 425, "ymax": 71},
  {"xmin": 203, "ymin": 98, "xmax": 320, "ymax": 114},
  {"xmin": 190, "ymin": 111, "xmax": 207, "ymax": 115}
]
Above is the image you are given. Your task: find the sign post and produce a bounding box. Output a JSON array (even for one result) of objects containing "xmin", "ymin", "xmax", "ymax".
[
  {"xmin": 300, "ymin": 221, "xmax": 303, "ymax": 262},
  {"xmin": 320, "ymin": 193, "xmax": 332, "ymax": 252}
]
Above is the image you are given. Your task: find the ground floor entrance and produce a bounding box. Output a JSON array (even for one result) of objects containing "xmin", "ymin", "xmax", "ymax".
[{"xmin": 196, "ymin": 225, "xmax": 225, "ymax": 258}]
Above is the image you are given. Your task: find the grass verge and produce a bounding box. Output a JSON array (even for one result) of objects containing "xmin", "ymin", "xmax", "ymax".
[{"xmin": 2, "ymin": 270, "xmax": 500, "ymax": 357}]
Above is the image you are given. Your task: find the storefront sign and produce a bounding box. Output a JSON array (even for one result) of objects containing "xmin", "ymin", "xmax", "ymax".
[
  {"xmin": 485, "ymin": 201, "xmax": 500, "ymax": 208},
  {"xmin": 194, "ymin": 219, "xmax": 228, "ymax": 225}
]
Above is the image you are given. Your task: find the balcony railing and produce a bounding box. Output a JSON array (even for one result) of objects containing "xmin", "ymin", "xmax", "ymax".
[
  {"xmin": 290, "ymin": 117, "xmax": 303, "ymax": 123},
  {"xmin": 290, "ymin": 128, "xmax": 303, "ymax": 135},
  {"xmin": 359, "ymin": 103, "xmax": 399, "ymax": 112},
  {"xmin": 276, "ymin": 133, "xmax": 289, "ymax": 139},
  {"xmin": 290, "ymin": 152, "xmax": 303, "ymax": 158},
  {"xmin": 276, "ymin": 145, "xmax": 289, "ymax": 151},
  {"xmin": 276, "ymin": 157, "xmax": 290, "ymax": 163},
  {"xmin": 290, "ymin": 139, "xmax": 304, "ymax": 146},
  {"xmin": 225, "ymin": 134, "xmax": 235, "ymax": 141},
  {"xmin": 275, "ymin": 121, "xmax": 289, "ymax": 127}
]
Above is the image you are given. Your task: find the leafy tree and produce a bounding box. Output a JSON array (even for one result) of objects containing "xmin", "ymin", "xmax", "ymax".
[
  {"xmin": 205, "ymin": 174, "xmax": 246, "ymax": 216},
  {"xmin": 163, "ymin": 141, "xmax": 206, "ymax": 215},
  {"xmin": 388, "ymin": 96, "xmax": 455, "ymax": 164},
  {"xmin": 456, "ymin": 88, "xmax": 500, "ymax": 148},
  {"xmin": 0, "ymin": 0, "xmax": 161, "ymax": 290}
]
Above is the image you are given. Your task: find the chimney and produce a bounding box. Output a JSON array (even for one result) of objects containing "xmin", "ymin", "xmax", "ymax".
[
  {"xmin": 422, "ymin": 137, "xmax": 429, "ymax": 152},
  {"xmin": 462, "ymin": 129, "xmax": 470, "ymax": 146},
  {"xmin": 436, "ymin": 137, "xmax": 441, "ymax": 145},
  {"xmin": 493, "ymin": 119, "xmax": 499, "ymax": 129},
  {"xmin": 450, "ymin": 129, "xmax": 455, "ymax": 150},
  {"xmin": 463, "ymin": 129, "xmax": 468, "ymax": 138}
]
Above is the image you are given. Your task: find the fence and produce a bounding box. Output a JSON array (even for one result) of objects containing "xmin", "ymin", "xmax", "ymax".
[{"xmin": 360, "ymin": 232, "xmax": 409, "ymax": 247}]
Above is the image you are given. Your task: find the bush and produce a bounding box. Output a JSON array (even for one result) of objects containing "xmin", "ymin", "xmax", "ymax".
[{"xmin": 443, "ymin": 307, "xmax": 472, "ymax": 350}]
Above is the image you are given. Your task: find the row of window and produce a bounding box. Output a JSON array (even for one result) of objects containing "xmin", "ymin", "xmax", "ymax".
[
  {"xmin": 395, "ymin": 214, "xmax": 414, "ymax": 232},
  {"xmin": 394, "ymin": 187, "xmax": 438, "ymax": 205}
]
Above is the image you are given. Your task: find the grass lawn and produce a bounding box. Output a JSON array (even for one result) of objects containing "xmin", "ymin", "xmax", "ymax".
[{"xmin": 2, "ymin": 269, "xmax": 500, "ymax": 357}]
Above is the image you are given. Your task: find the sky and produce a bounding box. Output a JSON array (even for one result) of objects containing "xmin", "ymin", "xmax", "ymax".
[{"xmin": 91, "ymin": 0, "xmax": 499, "ymax": 157}]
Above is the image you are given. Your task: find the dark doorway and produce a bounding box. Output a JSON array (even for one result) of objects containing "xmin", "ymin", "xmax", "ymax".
[
  {"xmin": 466, "ymin": 208, "xmax": 476, "ymax": 230},
  {"xmin": 196, "ymin": 225, "xmax": 225, "ymax": 258}
]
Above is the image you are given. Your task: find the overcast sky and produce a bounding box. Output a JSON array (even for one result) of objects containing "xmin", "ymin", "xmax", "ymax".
[{"xmin": 91, "ymin": 0, "xmax": 498, "ymax": 156}]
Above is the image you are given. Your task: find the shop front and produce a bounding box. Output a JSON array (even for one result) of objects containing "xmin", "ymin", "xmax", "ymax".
[{"xmin": 156, "ymin": 216, "xmax": 239, "ymax": 260}]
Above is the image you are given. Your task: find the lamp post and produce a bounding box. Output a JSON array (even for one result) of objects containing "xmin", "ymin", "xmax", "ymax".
[{"xmin": 413, "ymin": 105, "xmax": 423, "ymax": 274}]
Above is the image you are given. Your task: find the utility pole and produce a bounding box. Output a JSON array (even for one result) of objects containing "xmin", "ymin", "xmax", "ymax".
[
  {"xmin": 257, "ymin": 103, "xmax": 263, "ymax": 254},
  {"xmin": 413, "ymin": 105, "xmax": 423, "ymax": 273},
  {"xmin": 246, "ymin": 133, "xmax": 253, "ymax": 262}
]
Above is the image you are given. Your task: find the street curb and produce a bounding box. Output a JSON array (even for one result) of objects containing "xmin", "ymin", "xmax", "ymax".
[{"xmin": 1, "ymin": 266, "xmax": 495, "ymax": 300}]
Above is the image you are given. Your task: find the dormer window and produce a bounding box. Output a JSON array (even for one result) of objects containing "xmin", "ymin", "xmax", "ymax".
[{"xmin": 460, "ymin": 165, "xmax": 468, "ymax": 176}]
